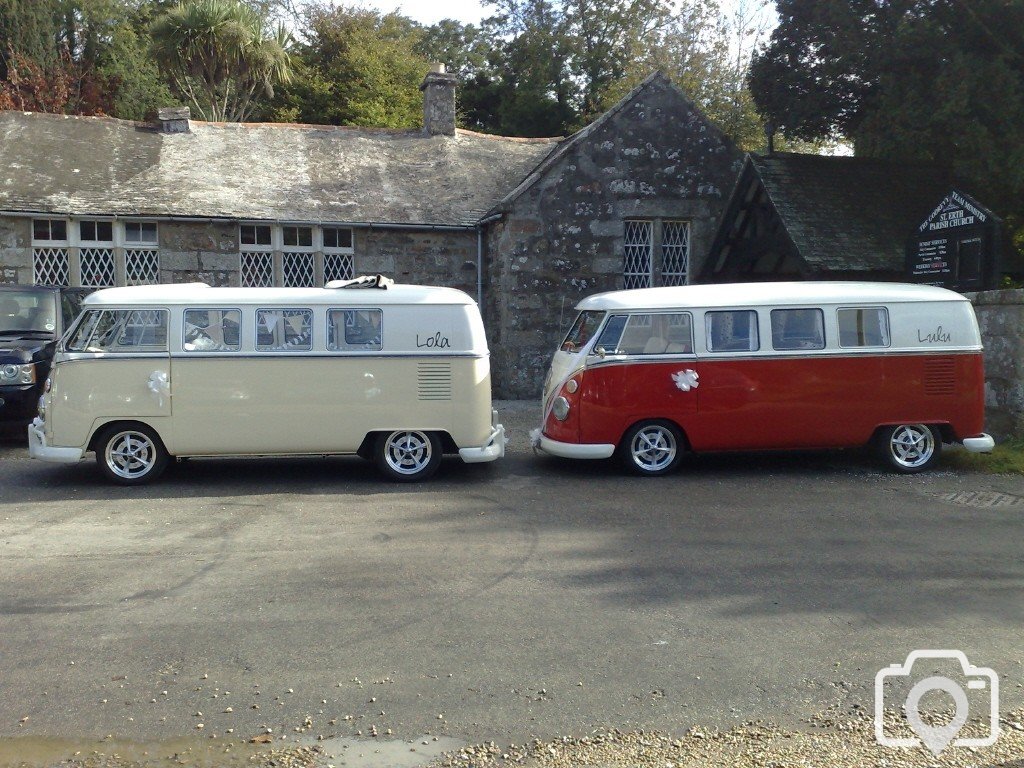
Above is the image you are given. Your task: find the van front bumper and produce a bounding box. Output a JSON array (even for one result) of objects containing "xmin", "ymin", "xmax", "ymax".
[
  {"xmin": 529, "ymin": 427, "xmax": 615, "ymax": 460},
  {"xmin": 459, "ymin": 422, "xmax": 507, "ymax": 463},
  {"xmin": 962, "ymin": 433, "xmax": 995, "ymax": 453},
  {"xmin": 27, "ymin": 418, "xmax": 84, "ymax": 464}
]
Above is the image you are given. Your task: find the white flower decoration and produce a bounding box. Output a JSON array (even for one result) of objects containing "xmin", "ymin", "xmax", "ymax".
[{"xmin": 671, "ymin": 369, "xmax": 699, "ymax": 392}]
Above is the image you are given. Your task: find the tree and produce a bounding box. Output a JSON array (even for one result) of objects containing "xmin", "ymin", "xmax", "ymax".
[
  {"xmin": 0, "ymin": 0, "xmax": 61, "ymax": 79},
  {"xmin": 749, "ymin": 0, "xmax": 1024, "ymax": 262},
  {"xmin": 266, "ymin": 4, "xmax": 429, "ymax": 127},
  {"xmin": 0, "ymin": 0, "xmax": 176, "ymax": 118},
  {"xmin": 151, "ymin": 0, "xmax": 293, "ymax": 121}
]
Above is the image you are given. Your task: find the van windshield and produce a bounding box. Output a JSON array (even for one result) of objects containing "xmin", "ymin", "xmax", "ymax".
[
  {"xmin": 560, "ymin": 311, "xmax": 604, "ymax": 352},
  {"xmin": 0, "ymin": 289, "xmax": 58, "ymax": 335}
]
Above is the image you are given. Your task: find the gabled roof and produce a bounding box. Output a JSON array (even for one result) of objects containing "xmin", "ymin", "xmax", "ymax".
[
  {"xmin": 488, "ymin": 71, "xmax": 736, "ymax": 214},
  {"xmin": 750, "ymin": 152, "xmax": 954, "ymax": 272},
  {"xmin": 0, "ymin": 112, "xmax": 562, "ymax": 227}
]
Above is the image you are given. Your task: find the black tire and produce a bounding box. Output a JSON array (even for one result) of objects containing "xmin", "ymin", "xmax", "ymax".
[
  {"xmin": 876, "ymin": 424, "xmax": 941, "ymax": 473},
  {"xmin": 373, "ymin": 430, "xmax": 443, "ymax": 482},
  {"xmin": 95, "ymin": 423, "xmax": 170, "ymax": 485},
  {"xmin": 619, "ymin": 420, "xmax": 684, "ymax": 476}
]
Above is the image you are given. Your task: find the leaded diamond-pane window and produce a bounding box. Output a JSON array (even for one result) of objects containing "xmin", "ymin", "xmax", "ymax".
[
  {"xmin": 126, "ymin": 249, "xmax": 160, "ymax": 285},
  {"xmin": 33, "ymin": 247, "xmax": 70, "ymax": 286},
  {"xmin": 324, "ymin": 252, "xmax": 354, "ymax": 284},
  {"xmin": 660, "ymin": 221, "xmax": 690, "ymax": 286},
  {"xmin": 623, "ymin": 220, "xmax": 653, "ymax": 289},
  {"xmin": 80, "ymin": 247, "xmax": 115, "ymax": 287},
  {"xmin": 283, "ymin": 252, "xmax": 315, "ymax": 287},
  {"xmin": 240, "ymin": 252, "xmax": 274, "ymax": 287}
]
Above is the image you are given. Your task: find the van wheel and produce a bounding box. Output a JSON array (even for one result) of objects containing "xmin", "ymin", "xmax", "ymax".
[
  {"xmin": 877, "ymin": 424, "xmax": 941, "ymax": 473},
  {"xmin": 96, "ymin": 424, "xmax": 169, "ymax": 485},
  {"xmin": 620, "ymin": 420, "xmax": 683, "ymax": 476},
  {"xmin": 374, "ymin": 430, "xmax": 442, "ymax": 482}
]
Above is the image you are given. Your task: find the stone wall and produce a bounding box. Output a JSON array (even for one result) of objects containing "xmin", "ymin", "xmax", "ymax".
[
  {"xmin": 0, "ymin": 217, "xmax": 478, "ymax": 294},
  {"xmin": 0, "ymin": 217, "xmax": 32, "ymax": 284},
  {"xmin": 968, "ymin": 288, "xmax": 1024, "ymax": 440},
  {"xmin": 485, "ymin": 76, "xmax": 742, "ymax": 398},
  {"xmin": 161, "ymin": 221, "xmax": 238, "ymax": 285}
]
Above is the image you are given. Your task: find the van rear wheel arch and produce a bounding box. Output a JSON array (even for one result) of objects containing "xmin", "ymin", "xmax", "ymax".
[{"xmin": 357, "ymin": 430, "xmax": 456, "ymax": 460}]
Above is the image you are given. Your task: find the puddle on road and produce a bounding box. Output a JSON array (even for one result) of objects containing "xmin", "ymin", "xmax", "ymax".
[{"xmin": 0, "ymin": 734, "xmax": 462, "ymax": 768}]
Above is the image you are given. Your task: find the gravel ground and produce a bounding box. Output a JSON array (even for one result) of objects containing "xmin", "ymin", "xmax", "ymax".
[
  {"xmin": 28, "ymin": 707, "xmax": 1024, "ymax": 768},
  {"xmin": 427, "ymin": 708, "xmax": 1024, "ymax": 768}
]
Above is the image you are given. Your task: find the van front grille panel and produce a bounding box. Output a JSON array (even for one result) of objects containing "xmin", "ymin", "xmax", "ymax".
[
  {"xmin": 923, "ymin": 357, "xmax": 956, "ymax": 395},
  {"xmin": 418, "ymin": 362, "xmax": 452, "ymax": 400}
]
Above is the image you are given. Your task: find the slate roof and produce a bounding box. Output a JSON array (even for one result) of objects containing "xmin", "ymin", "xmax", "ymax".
[
  {"xmin": 0, "ymin": 112, "xmax": 562, "ymax": 227},
  {"xmin": 750, "ymin": 152, "xmax": 954, "ymax": 272}
]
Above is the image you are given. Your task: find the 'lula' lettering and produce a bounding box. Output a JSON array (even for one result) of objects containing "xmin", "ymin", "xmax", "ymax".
[
  {"xmin": 416, "ymin": 332, "xmax": 451, "ymax": 349},
  {"xmin": 917, "ymin": 326, "xmax": 951, "ymax": 343}
]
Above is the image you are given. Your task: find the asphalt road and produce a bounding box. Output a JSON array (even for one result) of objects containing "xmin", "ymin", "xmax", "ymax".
[{"xmin": 0, "ymin": 402, "xmax": 1022, "ymax": 763}]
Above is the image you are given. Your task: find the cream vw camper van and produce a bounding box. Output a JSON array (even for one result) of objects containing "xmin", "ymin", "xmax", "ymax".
[{"xmin": 29, "ymin": 278, "xmax": 504, "ymax": 484}]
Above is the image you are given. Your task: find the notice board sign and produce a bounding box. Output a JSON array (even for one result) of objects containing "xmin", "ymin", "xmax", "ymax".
[{"xmin": 906, "ymin": 190, "xmax": 1000, "ymax": 291}]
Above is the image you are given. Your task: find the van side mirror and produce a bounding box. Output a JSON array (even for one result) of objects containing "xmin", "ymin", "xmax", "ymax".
[{"xmin": 593, "ymin": 346, "xmax": 606, "ymax": 358}]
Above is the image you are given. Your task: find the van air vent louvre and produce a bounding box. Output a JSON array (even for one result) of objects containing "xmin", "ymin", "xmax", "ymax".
[
  {"xmin": 923, "ymin": 357, "xmax": 956, "ymax": 395},
  {"xmin": 417, "ymin": 361, "xmax": 452, "ymax": 401}
]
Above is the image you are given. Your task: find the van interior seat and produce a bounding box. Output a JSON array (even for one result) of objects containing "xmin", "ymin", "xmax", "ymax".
[
  {"xmin": 665, "ymin": 341, "xmax": 691, "ymax": 354},
  {"xmin": 643, "ymin": 337, "xmax": 669, "ymax": 354}
]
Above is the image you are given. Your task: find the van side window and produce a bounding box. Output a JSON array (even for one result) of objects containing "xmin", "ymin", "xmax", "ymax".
[
  {"xmin": 838, "ymin": 307, "xmax": 890, "ymax": 347},
  {"xmin": 184, "ymin": 309, "xmax": 241, "ymax": 352},
  {"xmin": 256, "ymin": 308, "xmax": 312, "ymax": 351},
  {"xmin": 66, "ymin": 309, "xmax": 167, "ymax": 353},
  {"xmin": 604, "ymin": 313, "xmax": 693, "ymax": 355},
  {"xmin": 706, "ymin": 310, "xmax": 759, "ymax": 352},
  {"xmin": 327, "ymin": 309, "xmax": 382, "ymax": 351},
  {"xmin": 771, "ymin": 308, "xmax": 825, "ymax": 350}
]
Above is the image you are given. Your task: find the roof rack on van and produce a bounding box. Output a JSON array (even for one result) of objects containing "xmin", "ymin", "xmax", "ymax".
[{"xmin": 325, "ymin": 274, "xmax": 394, "ymax": 290}]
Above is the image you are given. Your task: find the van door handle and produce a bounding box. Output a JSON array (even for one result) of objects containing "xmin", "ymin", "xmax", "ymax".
[{"xmin": 147, "ymin": 370, "xmax": 171, "ymax": 406}]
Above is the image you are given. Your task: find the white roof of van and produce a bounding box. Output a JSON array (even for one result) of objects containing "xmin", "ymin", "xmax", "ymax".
[
  {"xmin": 576, "ymin": 282, "xmax": 968, "ymax": 311},
  {"xmin": 82, "ymin": 282, "xmax": 475, "ymax": 307}
]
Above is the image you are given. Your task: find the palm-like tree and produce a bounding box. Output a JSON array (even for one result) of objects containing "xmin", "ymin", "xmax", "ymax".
[{"xmin": 151, "ymin": 0, "xmax": 293, "ymax": 122}]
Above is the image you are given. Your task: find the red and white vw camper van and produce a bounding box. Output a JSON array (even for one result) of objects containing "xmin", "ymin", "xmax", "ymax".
[{"xmin": 530, "ymin": 282, "xmax": 994, "ymax": 475}]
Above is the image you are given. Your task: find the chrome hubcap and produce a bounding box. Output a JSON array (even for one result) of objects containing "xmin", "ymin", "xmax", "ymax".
[
  {"xmin": 889, "ymin": 425, "xmax": 935, "ymax": 468},
  {"xmin": 105, "ymin": 431, "xmax": 157, "ymax": 479},
  {"xmin": 384, "ymin": 431, "xmax": 432, "ymax": 475},
  {"xmin": 631, "ymin": 426, "xmax": 677, "ymax": 472}
]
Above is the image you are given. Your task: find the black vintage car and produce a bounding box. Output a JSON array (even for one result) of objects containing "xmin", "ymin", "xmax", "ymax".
[{"xmin": 0, "ymin": 285, "xmax": 89, "ymax": 425}]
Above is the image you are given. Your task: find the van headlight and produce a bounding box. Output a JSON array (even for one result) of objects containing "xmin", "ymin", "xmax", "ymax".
[
  {"xmin": 0, "ymin": 363, "xmax": 34, "ymax": 384},
  {"xmin": 552, "ymin": 396, "xmax": 570, "ymax": 421}
]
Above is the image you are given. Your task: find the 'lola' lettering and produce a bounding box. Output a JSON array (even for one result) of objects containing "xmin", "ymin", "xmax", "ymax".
[
  {"xmin": 416, "ymin": 332, "xmax": 451, "ymax": 349},
  {"xmin": 918, "ymin": 326, "xmax": 951, "ymax": 343}
]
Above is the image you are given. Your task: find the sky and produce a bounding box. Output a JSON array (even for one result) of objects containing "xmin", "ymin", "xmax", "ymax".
[
  {"xmin": 358, "ymin": 0, "xmax": 777, "ymax": 29},
  {"xmin": 370, "ymin": 0, "xmax": 490, "ymax": 25}
]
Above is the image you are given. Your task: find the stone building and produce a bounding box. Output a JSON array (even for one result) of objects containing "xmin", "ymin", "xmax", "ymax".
[
  {"xmin": 0, "ymin": 70, "xmax": 740, "ymax": 397},
  {"xmin": 697, "ymin": 152, "xmax": 956, "ymax": 283}
]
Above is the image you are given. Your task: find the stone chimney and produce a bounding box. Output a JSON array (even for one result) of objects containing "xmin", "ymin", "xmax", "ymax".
[
  {"xmin": 420, "ymin": 63, "xmax": 457, "ymax": 137},
  {"xmin": 157, "ymin": 106, "xmax": 191, "ymax": 133}
]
